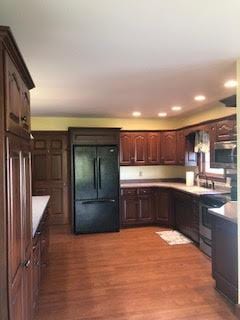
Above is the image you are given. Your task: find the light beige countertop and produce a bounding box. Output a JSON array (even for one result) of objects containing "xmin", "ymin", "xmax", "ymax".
[
  {"xmin": 32, "ymin": 195, "xmax": 50, "ymax": 237},
  {"xmin": 120, "ymin": 180, "xmax": 228, "ymax": 196},
  {"xmin": 209, "ymin": 201, "xmax": 238, "ymax": 224}
]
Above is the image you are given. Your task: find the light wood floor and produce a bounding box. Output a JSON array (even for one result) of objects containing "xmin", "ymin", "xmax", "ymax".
[{"xmin": 34, "ymin": 226, "xmax": 237, "ymax": 320}]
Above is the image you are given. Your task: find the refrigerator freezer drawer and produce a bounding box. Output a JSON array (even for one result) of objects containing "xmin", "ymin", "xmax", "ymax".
[{"xmin": 74, "ymin": 200, "xmax": 119, "ymax": 234}]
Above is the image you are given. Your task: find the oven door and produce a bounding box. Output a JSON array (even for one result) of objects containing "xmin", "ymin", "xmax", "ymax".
[
  {"xmin": 199, "ymin": 204, "xmax": 212, "ymax": 240},
  {"xmin": 214, "ymin": 141, "xmax": 237, "ymax": 169}
]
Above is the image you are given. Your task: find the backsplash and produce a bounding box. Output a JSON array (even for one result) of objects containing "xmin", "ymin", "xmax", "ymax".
[{"xmin": 120, "ymin": 165, "xmax": 192, "ymax": 180}]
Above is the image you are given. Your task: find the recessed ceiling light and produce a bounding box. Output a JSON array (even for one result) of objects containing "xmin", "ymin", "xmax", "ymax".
[
  {"xmin": 171, "ymin": 106, "xmax": 182, "ymax": 111},
  {"xmin": 132, "ymin": 111, "xmax": 141, "ymax": 117},
  {"xmin": 158, "ymin": 112, "xmax": 167, "ymax": 117},
  {"xmin": 224, "ymin": 80, "xmax": 237, "ymax": 88},
  {"xmin": 194, "ymin": 95, "xmax": 206, "ymax": 101}
]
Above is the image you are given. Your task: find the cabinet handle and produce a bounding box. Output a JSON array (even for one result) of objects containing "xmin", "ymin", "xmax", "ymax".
[
  {"xmin": 24, "ymin": 259, "xmax": 31, "ymax": 269},
  {"xmin": 36, "ymin": 231, "xmax": 41, "ymax": 236}
]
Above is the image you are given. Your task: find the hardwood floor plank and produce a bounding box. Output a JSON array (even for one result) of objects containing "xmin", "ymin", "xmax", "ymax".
[{"xmin": 34, "ymin": 226, "xmax": 237, "ymax": 320}]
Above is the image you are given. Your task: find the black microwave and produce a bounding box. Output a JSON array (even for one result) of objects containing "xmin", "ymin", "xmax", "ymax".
[{"xmin": 213, "ymin": 141, "xmax": 237, "ymax": 169}]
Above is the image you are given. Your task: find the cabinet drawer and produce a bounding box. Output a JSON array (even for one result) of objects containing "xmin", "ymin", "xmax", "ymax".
[
  {"xmin": 138, "ymin": 187, "xmax": 153, "ymax": 195},
  {"xmin": 121, "ymin": 188, "xmax": 138, "ymax": 196}
]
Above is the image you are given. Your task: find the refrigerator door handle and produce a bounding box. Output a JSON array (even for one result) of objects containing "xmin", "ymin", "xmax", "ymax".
[
  {"xmin": 81, "ymin": 199, "xmax": 116, "ymax": 204},
  {"xmin": 98, "ymin": 157, "xmax": 101, "ymax": 189},
  {"xmin": 93, "ymin": 158, "xmax": 97, "ymax": 189}
]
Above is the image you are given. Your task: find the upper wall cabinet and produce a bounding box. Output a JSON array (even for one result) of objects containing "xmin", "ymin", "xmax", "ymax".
[
  {"xmin": 215, "ymin": 119, "xmax": 237, "ymax": 142},
  {"xmin": 5, "ymin": 52, "xmax": 32, "ymax": 138},
  {"xmin": 161, "ymin": 131, "xmax": 177, "ymax": 165},
  {"xmin": 120, "ymin": 132, "xmax": 161, "ymax": 166},
  {"xmin": 176, "ymin": 130, "xmax": 185, "ymax": 165},
  {"xmin": 147, "ymin": 132, "xmax": 161, "ymax": 164}
]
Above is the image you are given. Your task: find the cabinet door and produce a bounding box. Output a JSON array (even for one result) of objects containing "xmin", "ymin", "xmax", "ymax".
[
  {"xmin": 161, "ymin": 132, "xmax": 177, "ymax": 164},
  {"xmin": 155, "ymin": 189, "xmax": 171, "ymax": 225},
  {"xmin": 147, "ymin": 132, "xmax": 161, "ymax": 164},
  {"xmin": 120, "ymin": 133, "xmax": 133, "ymax": 165},
  {"xmin": 174, "ymin": 192, "xmax": 194, "ymax": 240},
  {"xmin": 7, "ymin": 137, "xmax": 24, "ymax": 320},
  {"xmin": 132, "ymin": 133, "xmax": 147, "ymax": 165},
  {"xmin": 216, "ymin": 119, "xmax": 235, "ymax": 141},
  {"xmin": 5, "ymin": 53, "xmax": 22, "ymax": 136},
  {"xmin": 139, "ymin": 195, "xmax": 154, "ymax": 223},
  {"xmin": 176, "ymin": 130, "xmax": 185, "ymax": 165},
  {"xmin": 121, "ymin": 196, "xmax": 139, "ymax": 226}
]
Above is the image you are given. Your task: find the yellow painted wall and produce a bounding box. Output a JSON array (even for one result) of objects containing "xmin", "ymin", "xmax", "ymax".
[{"xmin": 31, "ymin": 104, "xmax": 235, "ymax": 131}]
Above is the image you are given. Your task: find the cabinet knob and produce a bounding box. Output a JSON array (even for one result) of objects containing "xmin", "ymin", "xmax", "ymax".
[{"xmin": 21, "ymin": 116, "xmax": 27, "ymax": 122}]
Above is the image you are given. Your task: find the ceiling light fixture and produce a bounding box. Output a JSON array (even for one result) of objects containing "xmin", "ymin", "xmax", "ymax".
[
  {"xmin": 194, "ymin": 95, "xmax": 206, "ymax": 101},
  {"xmin": 171, "ymin": 106, "xmax": 182, "ymax": 111},
  {"xmin": 224, "ymin": 80, "xmax": 237, "ymax": 88},
  {"xmin": 158, "ymin": 112, "xmax": 167, "ymax": 117},
  {"xmin": 132, "ymin": 111, "xmax": 141, "ymax": 117}
]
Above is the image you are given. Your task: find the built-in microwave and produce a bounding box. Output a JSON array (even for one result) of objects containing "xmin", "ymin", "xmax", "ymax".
[{"xmin": 213, "ymin": 141, "xmax": 237, "ymax": 169}]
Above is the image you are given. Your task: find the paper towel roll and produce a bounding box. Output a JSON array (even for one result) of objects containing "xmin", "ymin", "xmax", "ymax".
[{"xmin": 186, "ymin": 171, "xmax": 194, "ymax": 187}]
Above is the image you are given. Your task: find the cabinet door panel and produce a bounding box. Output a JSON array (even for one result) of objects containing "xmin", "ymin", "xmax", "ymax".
[
  {"xmin": 5, "ymin": 53, "xmax": 22, "ymax": 135},
  {"xmin": 121, "ymin": 196, "xmax": 138, "ymax": 225},
  {"xmin": 216, "ymin": 120, "xmax": 235, "ymax": 141},
  {"xmin": 132, "ymin": 133, "xmax": 147, "ymax": 165},
  {"xmin": 139, "ymin": 195, "xmax": 154, "ymax": 223},
  {"xmin": 120, "ymin": 133, "xmax": 133, "ymax": 165},
  {"xmin": 147, "ymin": 133, "xmax": 161, "ymax": 164},
  {"xmin": 155, "ymin": 189, "xmax": 171, "ymax": 225},
  {"xmin": 161, "ymin": 132, "xmax": 177, "ymax": 164},
  {"xmin": 176, "ymin": 130, "xmax": 185, "ymax": 165}
]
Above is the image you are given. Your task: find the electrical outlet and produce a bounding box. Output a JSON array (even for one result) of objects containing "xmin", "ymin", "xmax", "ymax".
[{"xmin": 139, "ymin": 171, "xmax": 143, "ymax": 177}]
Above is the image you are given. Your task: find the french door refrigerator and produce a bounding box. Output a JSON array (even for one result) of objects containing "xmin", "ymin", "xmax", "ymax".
[{"xmin": 73, "ymin": 145, "xmax": 120, "ymax": 234}]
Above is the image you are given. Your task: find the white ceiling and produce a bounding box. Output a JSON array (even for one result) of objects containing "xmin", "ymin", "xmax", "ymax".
[{"xmin": 0, "ymin": 0, "xmax": 239, "ymax": 118}]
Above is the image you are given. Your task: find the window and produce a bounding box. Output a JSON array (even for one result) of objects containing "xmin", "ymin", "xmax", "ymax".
[{"xmin": 199, "ymin": 152, "xmax": 225, "ymax": 179}]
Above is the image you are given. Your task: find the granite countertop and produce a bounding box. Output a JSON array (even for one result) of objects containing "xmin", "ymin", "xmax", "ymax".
[
  {"xmin": 120, "ymin": 180, "xmax": 228, "ymax": 196},
  {"xmin": 32, "ymin": 195, "xmax": 50, "ymax": 237},
  {"xmin": 209, "ymin": 201, "xmax": 238, "ymax": 224}
]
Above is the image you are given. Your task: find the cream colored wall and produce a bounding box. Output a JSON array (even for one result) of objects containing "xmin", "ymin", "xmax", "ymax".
[
  {"xmin": 120, "ymin": 165, "xmax": 194, "ymax": 180},
  {"xmin": 31, "ymin": 104, "xmax": 235, "ymax": 131}
]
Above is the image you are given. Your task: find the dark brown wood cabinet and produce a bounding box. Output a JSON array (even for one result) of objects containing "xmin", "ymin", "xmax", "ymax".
[
  {"xmin": 173, "ymin": 191, "xmax": 199, "ymax": 243},
  {"xmin": 120, "ymin": 132, "xmax": 162, "ymax": 166},
  {"xmin": 147, "ymin": 132, "xmax": 161, "ymax": 164},
  {"xmin": 32, "ymin": 132, "xmax": 69, "ymax": 225},
  {"xmin": 155, "ymin": 188, "xmax": 172, "ymax": 226},
  {"xmin": 211, "ymin": 215, "xmax": 238, "ymax": 304},
  {"xmin": 121, "ymin": 188, "xmax": 154, "ymax": 226},
  {"xmin": 0, "ymin": 27, "xmax": 34, "ymax": 320},
  {"xmin": 32, "ymin": 208, "xmax": 49, "ymax": 314},
  {"xmin": 216, "ymin": 119, "xmax": 236, "ymax": 142},
  {"xmin": 161, "ymin": 131, "xmax": 177, "ymax": 165},
  {"xmin": 176, "ymin": 130, "xmax": 186, "ymax": 165}
]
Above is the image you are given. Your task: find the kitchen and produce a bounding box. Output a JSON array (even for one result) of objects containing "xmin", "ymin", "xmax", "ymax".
[{"xmin": 0, "ymin": 2, "xmax": 239, "ymax": 320}]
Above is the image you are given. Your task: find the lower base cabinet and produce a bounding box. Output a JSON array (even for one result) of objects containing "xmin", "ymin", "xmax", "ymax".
[
  {"xmin": 173, "ymin": 191, "xmax": 199, "ymax": 243},
  {"xmin": 121, "ymin": 188, "xmax": 155, "ymax": 226},
  {"xmin": 211, "ymin": 215, "xmax": 238, "ymax": 304},
  {"xmin": 121, "ymin": 187, "xmax": 199, "ymax": 244},
  {"xmin": 155, "ymin": 188, "xmax": 172, "ymax": 226},
  {"xmin": 32, "ymin": 209, "xmax": 49, "ymax": 314}
]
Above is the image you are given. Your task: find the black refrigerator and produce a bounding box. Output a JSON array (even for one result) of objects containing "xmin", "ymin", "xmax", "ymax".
[{"xmin": 73, "ymin": 145, "xmax": 120, "ymax": 234}]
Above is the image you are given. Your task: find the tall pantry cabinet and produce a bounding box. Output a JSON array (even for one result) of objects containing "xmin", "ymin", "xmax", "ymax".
[{"xmin": 0, "ymin": 27, "xmax": 35, "ymax": 320}]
